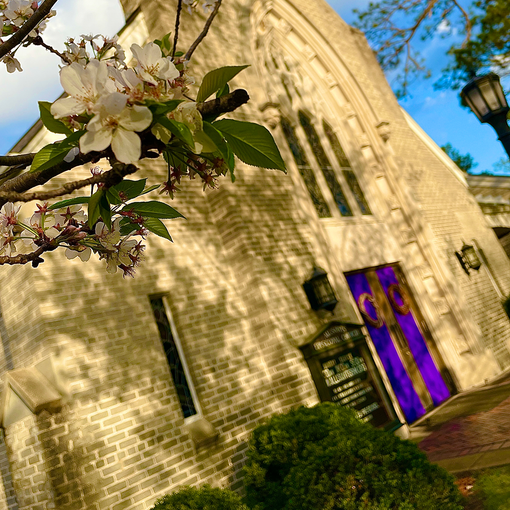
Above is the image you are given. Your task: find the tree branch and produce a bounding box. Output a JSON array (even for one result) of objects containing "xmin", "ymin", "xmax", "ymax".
[
  {"xmin": 0, "ymin": 245, "xmax": 48, "ymax": 266},
  {"xmin": 0, "ymin": 162, "xmax": 137, "ymax": 202},
  {"xmin": 172, "ymin": 0, "xmax": 183, "ymax": 60},
  {"xmin": 197, "ymin": 88, "xmax": 249, "ymax": 118},
  {"xmin": 0, "ymin": 154, "xmax": 36, "ymax": 167},
  {"xmin": 31, "ymin": 35, "xmax": 71, "ymax": 64},
  {"xmin": 0, "ymin": 89, "xmax": 249, "ymax": 208},
  {"xmin": 184, "ymin": 0, "xmax": 222, "ymax": 61},
  {"xmin": 0, "ymin": 0, "xmax": 59, "ymax": 60}
]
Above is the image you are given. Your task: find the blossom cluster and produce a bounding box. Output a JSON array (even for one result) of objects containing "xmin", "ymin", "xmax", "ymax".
[
  {"xmin": 0, "ymin": 0, "xmax": 56, "ymax": 72},
  {"xmin": 51, "ymin": 34, "xmax": 228, "ymax": 191},
  {"xmin": 0, "ymin": 192, "xmax": 148, "ymax": 277}
]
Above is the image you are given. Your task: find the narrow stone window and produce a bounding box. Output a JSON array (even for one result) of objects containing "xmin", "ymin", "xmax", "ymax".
[
  {"xmin": 323, "ymin": 120, "xmax": 372, "ymax": 215},
  {"xmin": 150, "ymin": 297, "xmax": 198, "ymax": 419},
  {"xmin": 280, "ymin": 116, "xmax": 331, "ymax": 218},
  {"xmin": 299, "ymin": 112, "xmax": 353, "ymax": 217}
]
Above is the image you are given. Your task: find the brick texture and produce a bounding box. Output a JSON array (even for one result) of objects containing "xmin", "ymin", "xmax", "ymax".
[{"xmin": 0, "ymin": 0, "xmax": 510, "ymax": 509}]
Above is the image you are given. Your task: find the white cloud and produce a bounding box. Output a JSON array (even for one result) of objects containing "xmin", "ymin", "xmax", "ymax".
[
  {"xmin": 436, "ymin": 19, "xmax": 451, "ymax": 34},
  {"xmin": 0, "ymin": 0, "xmax": 124, "ymax": 152}
]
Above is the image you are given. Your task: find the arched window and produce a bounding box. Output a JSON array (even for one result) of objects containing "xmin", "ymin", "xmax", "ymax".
[
  {"xmin": 280, "ymin": 117, "xmax": 331, "ymax": 218},
  {"xmin": 299, "ymin": 112, "xmax": 353, "ymax": 217},
  {"xmin": 323, "ymin": 121, "xmax": 372, "ymax": 215}
]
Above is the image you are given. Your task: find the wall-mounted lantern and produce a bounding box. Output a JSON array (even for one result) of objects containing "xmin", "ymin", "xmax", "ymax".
[
  {"xmin": 303, "ymin": 267, "xmax": 338, "ymax": 312},
  {"xmin": 456, "ymin": 242, "xmax": 482, "ymax": 275}
]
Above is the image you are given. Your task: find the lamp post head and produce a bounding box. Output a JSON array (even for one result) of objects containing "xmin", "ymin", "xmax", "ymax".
[{"xmin": 461, "ymin": 72, "xmax": 509, "ymax": 124}]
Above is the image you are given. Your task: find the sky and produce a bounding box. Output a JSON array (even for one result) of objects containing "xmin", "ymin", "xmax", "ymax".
[{"xmin": 0, "ymin": 0, "xmax": 507, "ymax": 174}]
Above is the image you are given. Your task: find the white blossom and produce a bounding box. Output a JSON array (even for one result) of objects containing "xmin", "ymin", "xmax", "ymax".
[
  {"xmin": 131, "ymin": 42, "xmax": 180, "ymax": 85},
  {"xmin": 51, "ymin": 60, "xmax": 110, "ymax": 119},
  {"xmin": 79, "ymin": 92, "xmax": 152, "ymax": 164},
  {"xmin": 2, "ymin": 54, "xmax": 22, "ymax": 73},
  {"xmin": 65, "ymin": 246, "xmax": 91, "ymax": 262}
]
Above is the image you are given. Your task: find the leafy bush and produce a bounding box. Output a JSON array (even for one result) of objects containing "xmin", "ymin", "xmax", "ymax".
[
  {"xmin": 244, "ymin": 403, "xmax": 463, "ymax": 510},
  {"xmin": 474, "ymin": 466, "xmax": 510, "ymax": 509},
  {"xmin": 150, "ymin": 485, "xmax": 248, "ymax": 510}
]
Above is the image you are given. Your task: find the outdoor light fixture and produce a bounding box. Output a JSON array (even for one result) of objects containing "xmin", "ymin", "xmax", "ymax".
[
  {"xmin": 456, "ymin": 242, "xmax": 482, "ymax": 275},
  {"xmin": 303, "ymin": 267, "xmax": 338, "ymax": 312},
  {"xmin": 461, "ymin": 72, "xmax": 510, "ymax": 158}
]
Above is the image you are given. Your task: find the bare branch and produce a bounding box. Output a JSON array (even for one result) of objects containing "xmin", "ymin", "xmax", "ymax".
[
  {"xmin": 0, "ymin": 150, "xmax": 108, "ymax": 209},
  {"xmin": 197, "ymin": 88, "xmax": 249, "ymax": 117},
  {"xmin": 0, "ymin": 162, "xmax": 138, "ymax": 202},
  {"xmin": 0, "ymin": 245, "xmax": 48, "ymax": 266},
  {"xmin": 172, "ymin": 0, "xmax": 183, "ymax": 60},
  {"xmin": 0, "ymin": 154, "xmax": 36, "ymax": 167},
  {"xmin": 0, "ymin": 0, "xmax": 59, "ymax": 60},
  {"xmin": 184, "ymin": 0, "xmax": 222, "ymax": 61},
  {"xmin": 31, "ymin": 35, "xmax": 71, "ymax": 64},
  {"xmin": 451, "ymin": 0, "xmax": 472, "ymax": 45}
]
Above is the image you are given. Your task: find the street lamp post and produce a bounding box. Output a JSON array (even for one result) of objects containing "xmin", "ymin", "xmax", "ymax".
[{"xmin": 461, "ymin": 72, "xmax": 510, "ymax": 159}]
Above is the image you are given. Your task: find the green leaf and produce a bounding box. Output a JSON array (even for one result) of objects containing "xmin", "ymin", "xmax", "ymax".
[
  {"xmin": 119, "ymin": 218, "xmax": 139, "ymax": 236},
  {"xmin": 88, "ymin": 189, "xmax": 104, "ymax": 228},
  {"xmin": 227, "ymin": 146, "xmax": 236, "ymax": 182},
  {"xmin": 99, "ymin": 194, "xmax": 112, "ymax": 229},
  {"xmin": 155, "ymin": 32, "xmax": 172, "ymax": 55},
  {"xmin": 38, "ymin": 101, "xmax": 72, "ymax": 135},
  {"xmin": 106, "ymin": 187, "xmax": 122, "ymax": 205},
  {"xmin": 30, "ymin": 143, "xmax": 69, "ymax": 173},
  {"xmin": 216, "ymin": 82, "xmax": 230, "ymax": 98},
  {"xmin": 149, "ymin": 99, "xmax": 183, "ymax": 119},
  {"xmin": 143, "ymin": 217, "xmax": 173, "ymax": 241},
  {"xmin": 194, "ymin": 130, "xmax": 217, "ymax": 153},
  {"xmin": 203, "ymin": 122, "xmax": 229, "ymax": 162},
  {"xmin": 213, "ymin": 119, "xmax": 286, "ymax": 171},
  {"xmin": 48, "ymin": 197, "xmax": 89, "ymax": 210},
  {"xmin": 157, "ymin": 117, "xmax": 195, "ymax": 148},
  {"xmin": 122, "ymin": 201, "xmax": 185, "ymax": 219},
  {"xmin": 30, "ymin": 130, "xmax": 85, "ymax": 173},
  {"xmin": 111, "ymin": 179, "xmax": 147, "ymax": 201},
  {"xmin": 59, "ymin": 130, "xmax": 85, "ymax": 149},
  {"xmin": 196, "ymin": 65, "xmax": 249, "ymax": 103},
  {"xmin": 141, "ymin": 184, "xmax": 160, "ymax": 196}
]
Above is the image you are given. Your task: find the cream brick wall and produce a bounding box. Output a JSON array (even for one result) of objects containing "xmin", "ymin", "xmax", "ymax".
[{"xmin": 1, "ymin": 0, "xmax": 510, "ymax": 509}]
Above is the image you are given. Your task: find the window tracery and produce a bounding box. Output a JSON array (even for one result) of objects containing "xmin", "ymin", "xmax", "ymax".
[
  {"xmin": 258, "ymin": 17, "xmax": 373, "ymax": 220},
  {"xmin": 323, "ymin": 121, "xmax": 372, "ymax": 215},
  {"xmin": 280, "ymin": 117, "xmax": 331, "ymax": 218},
  {"xmin": 299, "ymin": 112, "xmax": 353, "ymax": 217}
]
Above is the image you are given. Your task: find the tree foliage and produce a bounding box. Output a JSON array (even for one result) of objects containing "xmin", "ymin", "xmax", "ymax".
[
  {"xmin": 354, "ymin": 0, "xmax": 510, "ymax": 95},
  {"xmin": 244, "ymin": 403, "xmax": 463, "ymax": 510},
  {"xmin": 150, "ymin": 485, "xmax": 248, "ymax": 510},
  {"xmin": 441, "ymin": 142, "xmax": 478, "ymax": 172}
]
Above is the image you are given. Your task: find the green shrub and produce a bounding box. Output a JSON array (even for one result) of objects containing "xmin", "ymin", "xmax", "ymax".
[
  {"xmin": 150, "ymin": 485, "xmax": 248, "ymax": 510},
  {"xmin": 244, "ymin": 403, "xmax": 463, "ymax": 510},
  {"xmin": 474, "ymin": 466, "xmax": 510, "ymax": 509}
]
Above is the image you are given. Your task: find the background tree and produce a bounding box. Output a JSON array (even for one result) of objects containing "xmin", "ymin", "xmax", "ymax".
[
  {"xmin": 354, "ymin": 0, "xmax": 510, "ymax": 96},
  {"xmin": 441, "ymin": 142, "xmax": 478, "ymax": 172}
]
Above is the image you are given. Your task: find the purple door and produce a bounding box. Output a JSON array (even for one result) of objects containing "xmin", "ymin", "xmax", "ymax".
[{"xmin": 346, "ymin": 266, "xmax": 450, "ymax": 423}]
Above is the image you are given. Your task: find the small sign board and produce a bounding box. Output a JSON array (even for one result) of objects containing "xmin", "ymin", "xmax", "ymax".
[{"xmin": 300, "ymin": 322, "xmax": 399, "ymax": 430}]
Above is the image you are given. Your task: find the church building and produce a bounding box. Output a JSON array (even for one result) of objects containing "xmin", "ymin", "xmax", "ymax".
[{"xmin": 0, "ymin": 0, "xmax": 510, "ymax": 508}]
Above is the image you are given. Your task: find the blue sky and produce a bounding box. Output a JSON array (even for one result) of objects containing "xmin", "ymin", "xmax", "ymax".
[{"xmin": 0, "ymin": 0, "xmax": 507, "ymax": 174}]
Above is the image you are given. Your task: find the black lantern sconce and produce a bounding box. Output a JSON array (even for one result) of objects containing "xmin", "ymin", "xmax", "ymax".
[
  {"xmin": 303, "ymin": 267, "xmax": 338, "ymax": 312},
  {"xmin": 456, "ymin": 242, "xmax": 482, "ymax": 275}
]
